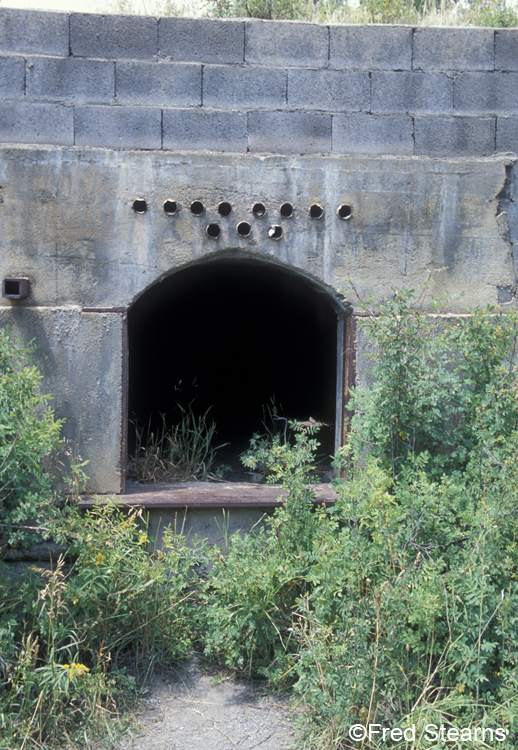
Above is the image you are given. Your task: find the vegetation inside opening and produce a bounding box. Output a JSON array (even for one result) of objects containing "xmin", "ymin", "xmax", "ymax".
[{"xmin": 127, "ymin": 260, "xmax": 337, "ymax": 483}]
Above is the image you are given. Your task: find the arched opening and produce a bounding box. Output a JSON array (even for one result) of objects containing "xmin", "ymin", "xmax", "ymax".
[{"xmin": 127, "ymin": 259, "xmax": 342, "ymax": 482}]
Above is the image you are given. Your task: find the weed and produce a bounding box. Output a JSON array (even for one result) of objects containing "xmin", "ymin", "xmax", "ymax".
[
  {"xmin": 0, "ymin": 328, "xmax": 64, "ymax": 555},
  {"xmin": 4, "ymin": 289, "xmax": 518, "ymax": 750},
  {"xmin": 0, "ymin": 501, "xmax": 210, "ymax": 749},
  {"xmin": 201, "ymin": 289, "xmax": 518, "ymax": 749},
  {"xmin": 206, "ymin": 0, "xmax": 518, "ymax": 27},
  {"xmin": 128, "ymin": 405, "xmax": 222, "ymax": 483}
]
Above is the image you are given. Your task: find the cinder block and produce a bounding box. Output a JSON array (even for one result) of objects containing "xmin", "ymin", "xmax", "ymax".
[
  {"xmin": 0, "ymin": 101, "xmax": 73, "ymax": 145},
  {"xmin": 245, "ymin": 19, "xmax": 328, "ymax": 67},
  {"xmin": 413, "ymin": 28, "xmax": 494, "ymax": 71},
  {"xmin": 248, "ymin": 111, "xmax": 332, "ymax": 154},
  {"xmin": 116, "ymin": 61, "xmax": 201, "ymax": 106},
  {"xmin": 330, "ymin": 25, "xmax": 412, "ymax": 70},
  {"xmin": 372, "ymin": 71, "xmax": 452, "ymax": 115},
  {"xmin": 159, "ymin": 18, "xmax": 244, "ymax": 63},
  {"xmin": 0, "ymin": 8, "xmax": 69, "ymax": 56},
  {"xmin": 414, "ymin": 116, "xmax": 496, "ymax": 156},
  {"xmin": 162, "ymin": 108, "xmax": 247, "ymax": 152},
  {"xmin": 332, "ymin": 114, "xmax": 413, "ymax": 155},
  {"xmin": 0, "ymin": 56, "xmax": 25, "ymax": 98},
  {"xmin": 496, "ymin": 29, "xmax": 518, "ymax": 71},
  {"xmin": 203, "ymin": 65, "xmax": 286, "ymax": 110},
  {"xmin": 496, "ymin": 117, "xmax": 518, "ymax": 152},
  {"xmin": 455, "ymin": 72, "xmax": 518, "ymax": 115},
  {"xmin": 288, "ymin": 69, "xmax": 369, "ymax": 112},
  {"xmin": 75, "ymin": 105, "xmax": 162, "ymax": 149},
  {"xmin": 70, "ymin": 13, "xmax": 158, "ymax": 60},
  {"xmin": 27, "ymin": 56, "xmax": 114, "ymax": 104}
]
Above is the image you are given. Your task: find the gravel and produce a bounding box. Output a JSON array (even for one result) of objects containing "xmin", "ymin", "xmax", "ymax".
[{"xmin": 116, "ymin": 656, "xmax": 298, "ymax": 750}]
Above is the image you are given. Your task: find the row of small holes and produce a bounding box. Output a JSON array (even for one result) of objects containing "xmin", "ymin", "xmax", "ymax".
[
  {"xmin": 206, "ymin": 222, "xmax": 283, "ymax": 240},
  {"xmin": 134, "ymin": 199, "xmax": 353, "ymax": 221}
]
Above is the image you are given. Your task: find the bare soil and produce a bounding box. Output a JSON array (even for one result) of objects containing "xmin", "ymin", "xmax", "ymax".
[{"xmin": 116, "ymin": 656, "xmax": 299, "ymax": 750}]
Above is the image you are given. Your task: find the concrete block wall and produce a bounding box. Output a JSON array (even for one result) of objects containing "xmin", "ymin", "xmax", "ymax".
[{"xmin": 1, "ymin": 8, "xmax": 518, "ymax": 157}]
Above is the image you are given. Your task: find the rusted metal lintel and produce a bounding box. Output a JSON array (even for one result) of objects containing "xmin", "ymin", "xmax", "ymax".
[{"xmin": 342, "ymin": 312, "xmax": 357, "ymax": 448}]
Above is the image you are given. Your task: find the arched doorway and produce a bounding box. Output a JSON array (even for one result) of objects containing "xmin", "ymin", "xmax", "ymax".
[{"xmin": 127, "ymin": 258, "xmax": 346, "ymax": 482}]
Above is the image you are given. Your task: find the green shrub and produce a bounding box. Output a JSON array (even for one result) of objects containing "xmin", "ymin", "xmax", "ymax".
[
  {"xmin": 462, "ymin": 0, "xmax": 518, "ymax": 26},
  {"xmin": 207, "ymin": 0, "xmax": 310, "ymax": 19},
  {"xmin": 0, "ymin": 327, "xmax": 63, "ymax": 554},
  {"xmin": 348, "ymin": 287, "xmax": 518, "ymax": 480},
  {"xmin": 291, "ymin": 454, "xmax": 518, "ymax": 748},
  {"xmin": 202, "ymin": 289, "xmax": 518, "ymax": 749},
  {"xmin": 202, "ymin": 421, "xmax": 323, "ymax": 683},
  {"xmin": 4, "ymin": 289, "xmax": 518, "ymax": 750},
  {"xmin": 0, "ymin": 501, "xmax": 208, "ymax": 749}
]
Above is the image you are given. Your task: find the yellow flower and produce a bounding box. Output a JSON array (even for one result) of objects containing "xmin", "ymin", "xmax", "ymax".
[
  {"xmin": 62, "ymin": 663, "xmax": 90, "ymax": 681},
  {"xmin": 139, "ymin": 534, "xmax": 148, "ymax": 544},
  {"xmin": 95, "ymin": 553, "xmax": 104, "ymax": 565}
]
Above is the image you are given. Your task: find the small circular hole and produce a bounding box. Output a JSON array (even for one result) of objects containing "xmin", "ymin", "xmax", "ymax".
[
  {"xmin": 337, "ymin": 204, "xmax": 353, "ymax": 220},
  {"xmin": 252, "ymin": 202, "xmax": 266, "ymax": 218},
  {"xmin": 309, "ymin": 204, "xmax": 324, "ymax": 219},
  {"xmin": 132, "ymin": 199, "xmax": 147, "ymax": 214},
  {"xmin": 163, "ymin": 200, "xmax": 178, "ymax": 215},
  {"xmin": 218, "ymin": 201, "xmax": 232, "ymax": 217},
  {"xmin": 190, "ymin": 200, "xmax": 205, "ymax": 216},
  {"xmin": 268, "ymin": 225, "xmax": 283, "ymax": 240},
  {"xmin": 280, "ymin": 202, "xmax": 294, "ymax": 218},
  {"xmin": 237, "ymin": 221, "xmax": 252, "ymax": 238},
  {"xmin": 206, "ymin": 223, "xmax": 221, "ymax": 239}
]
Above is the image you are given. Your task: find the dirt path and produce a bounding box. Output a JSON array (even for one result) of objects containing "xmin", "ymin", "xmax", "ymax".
[{"xmin": 116, "ymin": 656, "xmax": 299, "ymax": 750}]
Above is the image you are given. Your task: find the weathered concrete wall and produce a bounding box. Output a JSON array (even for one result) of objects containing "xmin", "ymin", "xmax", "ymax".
[
  {"xmin": 0, "ymin": 306, "xmax": 123, "ymax": 491},
  {"xmin": 0, "ymin": 9, "xmax": 518, "ymax": 156},
  {"xmin": 146, "ymin": 506, "xmax": 273, "ymax": 552},
  {"xmin": 1, "ymin": 9, "xmax": 518, "ymax": 496},
  {"xmin": 0, "ymin": 146, "xmax": 514, "ymax": 311},
  {"xmin": 0, "ymin": 144, "xmax": 515, "ymax": 493}
]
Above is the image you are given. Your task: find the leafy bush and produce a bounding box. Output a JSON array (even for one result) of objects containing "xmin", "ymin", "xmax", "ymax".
[
  {"xmin": 202, "ymin": 422, "xmax": 323, "ymax": 682},
  {"xmin": 0, "ymin": 501, "xmax": 208, "ymax": 749},
  {"xmin": 201, "ymin": 289, "xmax": 518, "ymax": 749},
  {"xmin": 292, "ymin": 455, "xmax": 518, "ymax": 748},
  {"xmin": 463, "ymin": 0, "xmax": 518, "ymax": 26},
  {"xmin": 0, "ymin": 327, "xmax": 63, "ymax": 554},
  {"xmin": 348, "ymin": 287, "xmax": 518, "ymax": 479}
]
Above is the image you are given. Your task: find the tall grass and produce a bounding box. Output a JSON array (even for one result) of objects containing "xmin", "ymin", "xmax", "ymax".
[{"xmin": 128, "ymin": 407, "xmax": 221, "ymax": 483}]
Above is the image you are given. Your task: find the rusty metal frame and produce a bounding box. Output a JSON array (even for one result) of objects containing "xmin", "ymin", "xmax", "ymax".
[
  {"xmin": 335, "ymin": 313, "xmax": 345, "ymax": 456},
  {"xmin": 120, "ymin": 311, "xmax": 128, "ymax": 494},
  {"xmin": 334, "ymin": 308, "xmax": 356, "ymax": 455},
  {"xmin": 341, "ymin": 311, "xmax": 357, "ymax": 449}
]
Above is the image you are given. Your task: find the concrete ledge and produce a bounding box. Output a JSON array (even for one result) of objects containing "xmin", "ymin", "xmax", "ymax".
[{"xmin": 79, "ymin": 481, "xmax": 338, "ymax": 509}]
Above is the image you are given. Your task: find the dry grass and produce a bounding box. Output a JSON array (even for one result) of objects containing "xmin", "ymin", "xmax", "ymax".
[{"xmin": 128, "ymin": 408, "xmax": 222, "ymax": 483}]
